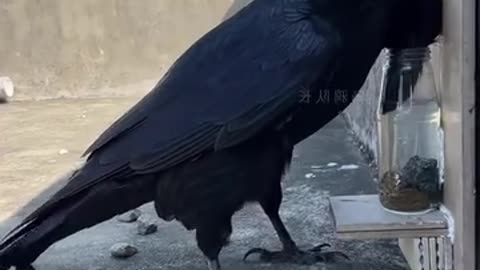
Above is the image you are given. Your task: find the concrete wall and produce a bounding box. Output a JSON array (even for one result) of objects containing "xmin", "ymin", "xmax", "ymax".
[
  {"xmin": 0, "ymin": 0, "xmax": 233, "ymax": 100},
  {"xmin": 343, "ymin": 55, "xmax": 384, "ymax": 162}
]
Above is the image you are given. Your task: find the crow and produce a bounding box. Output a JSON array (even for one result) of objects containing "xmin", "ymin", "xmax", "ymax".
[{"xmin": 0, "ymin": 0, "xmax": 441, "ymax": 269}]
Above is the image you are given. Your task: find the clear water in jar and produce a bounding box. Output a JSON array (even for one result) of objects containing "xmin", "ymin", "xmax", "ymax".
[{"xmin": 391, "ymin": 99, "xmax": 441, "ymax": 170}]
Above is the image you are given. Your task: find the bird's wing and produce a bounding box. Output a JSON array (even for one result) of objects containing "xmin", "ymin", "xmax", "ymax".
[
  {"xmin": 83, "ymin": 6, "xmax": 341, "ymax": 175},
  {"xmin": 8, "ymin": 3, "xmax": 342, "ymax": 234}
]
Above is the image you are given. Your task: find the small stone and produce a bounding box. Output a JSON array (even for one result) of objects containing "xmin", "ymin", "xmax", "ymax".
[
  {"xmin": 304, "ymin": 173, "xmax": 316, "ymax": 179},
  {"xmin": 338, "ymin": 164, "xmax": 359, "ymax": 170},
  {"xmin": 137, "ymin": 215, "xmax": 158, "ymax": 235},
  {"xmin": 58, "ymin": 149, "xmax": 69, "ymax": 155},
  {"xmin": 110, "ymin": 243, "xmax": 138, "ymax": 258},
  {"xmin": 327, "ymin": 162, "xmax": 338, "ymax": 167},
  {"xmin": 0, "ymin": 76, "xmax": 14, "ymax": 103},
  {"xmin": 117, "ymin": 209, "xmax": 142, "ymax": 223},
  {"xmin": 401, "ymin": 155, "xmax": 439, "ymax": 193}
]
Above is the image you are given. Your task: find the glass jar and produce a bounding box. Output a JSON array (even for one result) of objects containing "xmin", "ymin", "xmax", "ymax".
[{"xmin": 376, "ymin": 47, "xmax": 443, "ymax": 215}]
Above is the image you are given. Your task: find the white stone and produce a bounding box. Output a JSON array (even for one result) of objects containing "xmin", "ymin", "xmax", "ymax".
[
  {"xmin": 0, "ymin": 76, "xmax": 14, "ymax": 102},
  {"xmin": 110, "ymin": 243, "xmax": 138, "ymax": 258}
]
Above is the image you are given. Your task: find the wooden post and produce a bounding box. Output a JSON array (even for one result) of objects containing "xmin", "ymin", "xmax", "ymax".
[{"xmin": 441, "ymin": 0, "xmax": 477, "ymax": 269}]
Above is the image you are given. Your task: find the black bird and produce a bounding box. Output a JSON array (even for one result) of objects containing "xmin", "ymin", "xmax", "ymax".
[{"xmin": 0, "ymin": 0, "xmax": 441, "ymax": 269}]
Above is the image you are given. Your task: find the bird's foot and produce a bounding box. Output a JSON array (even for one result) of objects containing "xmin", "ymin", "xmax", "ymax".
[{"xmin": 243, "ymin": 243, "xmax": 348, "ymax": 265}]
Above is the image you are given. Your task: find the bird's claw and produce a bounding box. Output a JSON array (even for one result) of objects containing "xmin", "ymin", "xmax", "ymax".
[
  {"xmin": 243, "ymin": 248, "xmax": 273, "ymax": 262},
  {"xmin": 243, "ymin": 243, "xmax": 349, "ymax": 265},
  {"xmin": 313, "ymin": 250, "xmax": 350, "ymax": 262},
  {"xmin": 308, "ymin": 243, "xmax": 331, "ymax": 252}
]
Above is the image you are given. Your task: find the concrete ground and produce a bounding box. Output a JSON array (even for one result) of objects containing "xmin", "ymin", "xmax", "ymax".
[{"xmin": 0, "ymin": 98, "xmax": 408, "ymax": 270}]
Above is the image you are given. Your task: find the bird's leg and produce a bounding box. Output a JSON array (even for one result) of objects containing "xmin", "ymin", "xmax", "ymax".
[
  {"xmin": 243, "ymin": 184, "xmax": 348, "ymax": 265},
  {"xmin": 196, "ymin": 216, "xmax": 232, "ymax": 270},
  {"xmin": 244, "ymin": 211, "xmax": 347, "ymax": 264},
  {"xmin": 207, "ymin": 259, "xmax": 222, "ymax": 270}
]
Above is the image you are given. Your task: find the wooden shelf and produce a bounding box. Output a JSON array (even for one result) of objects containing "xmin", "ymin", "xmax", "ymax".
[{"xmin": 329, "ymin": 195, "xmax": 449, "ymax": 240}]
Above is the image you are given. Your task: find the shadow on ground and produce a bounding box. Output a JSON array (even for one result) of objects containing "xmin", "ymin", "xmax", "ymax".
[{"xmin": 0, "ymin": 99, "xmax": 408, "ymax": 270}]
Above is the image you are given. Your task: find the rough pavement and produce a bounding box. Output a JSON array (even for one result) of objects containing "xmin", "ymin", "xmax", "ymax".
[{"xmin": 0, "ymin": 99, "xmax": 408, "ymax": 270}]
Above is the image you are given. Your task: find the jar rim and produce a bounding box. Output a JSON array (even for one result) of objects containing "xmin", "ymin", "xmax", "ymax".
[{"xmin": 384, "ymin": 47, "xmax": 431, "ymax": 62}]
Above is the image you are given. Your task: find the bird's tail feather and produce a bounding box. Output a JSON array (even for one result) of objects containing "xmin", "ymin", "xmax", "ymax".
[
  {"xmin": 0, "ymin": 206, "xmax": 72, "ymax": 268},
  {"xmin": 0, "ymin": 171, "xmax": 158, "ymax": 268},
  {"xmin": 0, "ymin": 166, "xmax": 85, "ymax": 268}
]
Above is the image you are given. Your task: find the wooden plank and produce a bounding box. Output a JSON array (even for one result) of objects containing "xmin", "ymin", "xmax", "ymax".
[
  {"xmin": 338, "ymin": 229, "xmax": 448, "ymax": 240},
  {"xmin": 329, "ymin": 195, "xmax": 448, "ymax": 239}
]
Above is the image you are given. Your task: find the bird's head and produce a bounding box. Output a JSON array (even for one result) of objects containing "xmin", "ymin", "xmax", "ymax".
[
  {"xmin": 307, "ymin": 0, "xmax": 441, "ymax": 48},
  {"xmin": 384, "ymin": 0, "xmax": 442, "ymax": 49}
]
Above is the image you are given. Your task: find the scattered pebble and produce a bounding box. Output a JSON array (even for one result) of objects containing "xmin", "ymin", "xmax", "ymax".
[
  {"xmin": 311, "ymin": 169, "xmax": 328, "ymax": 173},
  {"xmin": 58, "ymin": 149, "xmax": 69, "ymax": 155},
  {"xmin": 327, "ymin": 162, "xmax": 338, "ymax": 167},
  {"xmin": 117, "ymin": 209, "xmax": 142, "ymax": 223},
  {"xmin": 0, "ymin": 76, "xmax": 14, "ymax": 103},
  {"xmin": 110, "ymin": 243, "xmax": 138, "ymax": 258},
  {"xmin": 137, "ymin": 215, "xmax": 158, "ymax": 235},
  {"xmin": 338, "ymin": 164, "xmax": 360, "ymax": 170},
  {"xmin": 310, "ymin": 165, "xmax": 323, "ymax": 169},
  {"xmin": 304, "ymin": 173, "xmax": 316, "ymax": 179}
]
